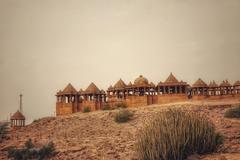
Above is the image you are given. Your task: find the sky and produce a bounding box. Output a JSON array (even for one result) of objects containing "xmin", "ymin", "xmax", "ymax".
[{"xmin": 0, "ymin": 0, "xmax": 240, "ymax": 123}]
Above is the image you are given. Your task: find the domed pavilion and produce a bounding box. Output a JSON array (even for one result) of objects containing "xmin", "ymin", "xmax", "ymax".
[
  {"xmin": 219, "ymin": 80, "xmax": 232, "ymax": 95},
  {"xmin": 233, "ymin": 80, "xmax": 240, "ymax": 94},
  {"xmin": 107, "ymin": 79, "xmax": 127, "ymax": 99},
  {"xmin": 11, "ymin": 110, "xmax": 25, "ymax": 128},
  {"xmin": 56, "ymin": 83, "xmax": 78, "ymax": 103},
  {"xmin": 157, "ymin": 73, "xmax": 189, "ymax": 95},
  {"xmin": 191, "ymin": 78, "xmax": 208, "ymax": 96},
  {"xmin": 208, "ymin": 81, "xmax": 220, "ymax": 96},
  {"xmin": 82, "ymin": 82, "xmax": 106, "ymax": 102},
  {"xmin": 131, "ymin": 75, "xmax": 154, "ymax": 96}
]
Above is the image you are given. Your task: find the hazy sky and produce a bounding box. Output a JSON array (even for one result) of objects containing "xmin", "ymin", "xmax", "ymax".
[{"xmin": 0, "ymin": 0, "xmax": 240, "ymax": 123}]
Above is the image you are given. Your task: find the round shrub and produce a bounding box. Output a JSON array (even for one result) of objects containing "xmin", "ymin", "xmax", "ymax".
[
  {"xmin": 115, "ymin": 102, "xmax": 128, "ymax": 109},
  {"xmin": 224, "ymin": 106, "xmax": 240, "ymax": 118},
  {"xmin": 102, "ymin": 104, "xmax": 111, "ymax": 110},
  {"xmin": 83, "ymin": 107, "xmax": 91, "ymax": 113},
  {"xmin": 114, "ymin": 109, "xmax": 133, "ymax": 123},
  {"xmin": 0, "ymin": 122, "xmax": 9, "ymax": 142},
  {"xmin": 136, "ymin": 109, "xmax": 223, "ymax": 160}
]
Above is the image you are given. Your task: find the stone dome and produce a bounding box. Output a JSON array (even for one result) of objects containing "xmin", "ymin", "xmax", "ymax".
[
  {"xmin": 84, "ymin": 82, "xmax": 100, "ymax": 94},
  {"xmin": 11, "ymin": 110, "xmax": 25, "ymax": 120},
  {"xmin": 192, "ymin": 78, "xmax": 208, "ymax": 88},
  {"xmin": 134, "ymin": 75, "xmax": 149, "ymax": 86}
]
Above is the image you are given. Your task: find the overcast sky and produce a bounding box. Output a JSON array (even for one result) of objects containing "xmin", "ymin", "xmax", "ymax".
[{"xmin": 0, "ymin": 0, "xmax": 240, "ymax": 123}]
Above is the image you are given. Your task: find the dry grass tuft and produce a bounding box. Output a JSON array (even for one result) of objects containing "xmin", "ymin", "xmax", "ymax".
[{"xmin": 136, "ymin": 108, "xmax": 223, "ymax": 160}]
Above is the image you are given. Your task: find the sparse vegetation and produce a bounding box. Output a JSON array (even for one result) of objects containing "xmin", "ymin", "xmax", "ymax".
[
  {"xmin": 224, "ymin": 106, "xmax": 240, "ymax": 118},
  {"xmin": 83, "ymin": 106, "xmax": 91, "ymax": 113},
  {"xmin": 114, "ymin": 109, "xmax": 133, "ymax": 123},
  {"xmin": 116, "ymin": 102, "xmax": 128, "ymax": 108},
  {"xmin": 114, "ymin": 102, "xmax": 128, "ymax": 109},
  {"xmin": 136, "ymin": 108, "xmax": 223, "ymax": 160},
  {"xmin": 102, "ymin": 104, "xmax": 111, "ymax": 110},
  {"xmin": 0, "ymin": 122, "xmax": 9, "ymax": 142},
  {"xmin": 8, "ymin": 139, "xmax": 55, "ymax": 160}
]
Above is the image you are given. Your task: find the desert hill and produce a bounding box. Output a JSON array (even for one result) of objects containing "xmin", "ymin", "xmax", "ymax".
[{"xmin": 1, "ymin": 100, "xmax": 240, "ymax": 160}]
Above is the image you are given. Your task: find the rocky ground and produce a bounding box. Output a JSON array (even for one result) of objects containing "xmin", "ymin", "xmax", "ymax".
[{"xmin": 0, "ymin": 100, "xmax": 240, "ymax": 160}]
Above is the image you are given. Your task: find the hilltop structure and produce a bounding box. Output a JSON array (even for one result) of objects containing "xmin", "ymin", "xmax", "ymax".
[
  {"xmin": 11, "ymin": 94, "xmax": 25, "ymax": 128},
  {"xmin": 10, "ymin": 110, "xmax": 25, "ymax": 128},
  {"xmin": 56, "ymin": 73, "xmax": 240, "ymax": 116},
  {"xmin": 56, "ymin": 83, "xmax": 106, "ymax": 115}
]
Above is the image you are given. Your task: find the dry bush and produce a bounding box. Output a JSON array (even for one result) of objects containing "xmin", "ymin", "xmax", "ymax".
[
  {"xmin": 83, "ymin": 106, "xmax": 91, "ymax": 113},
  {"xmin": 8, "ymin": 139, "xmax": 55, "ymax": 160},
  {"xmin": 224, "ymin": 106, "xmax": 240, "ymax": 118},
  {"xmin": 115, "ymin": 102, "xmax": 128, "ymax": 109},
  {"xmin": 136, "ymin": 108, "xmax": 223, "ymax": 160},
  {"xmin": 102, "ymin": 104, "xmax": 111, "ymax": 110},
  {"xmin": 0, "ymin": 122, "xmax": 8, "ymax": 142},
  {"xmin": 114, "ymin": 109, "xmax": 133, "ymax": 123}
]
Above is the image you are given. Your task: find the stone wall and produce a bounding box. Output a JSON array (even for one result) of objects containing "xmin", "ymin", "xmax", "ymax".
[
  {"xmin": 157, "ymin": 94, "xmax": 188, "ymax": 104},
  {"xmin": 125, "ymin": 96, "xmax": 148, "ymax": 108},
  {"xmin": 192, "ymin": 95, "xmax": 207, "ymax": 101},
  {"xmin": 107, "ymin": 97, "xmax": 125, "ymax": 108},
  {"xmin": 192, "ymin": 94, "xmax": 238, "ymax": 101},
  {"xmin": 124, "ymin": 94, "xmax": 188, "ymax": 107},
  {"xmin": 81, "ymin": 101, "xmax": 96, "ymax": 111},
  {"xmin": 56, "ymin": 102, "xmax": 74, "ymax": 116},
  {"xmin": 107, "ymin": 96, "xmax": 157, "ymax": 108},
  {"xmin": 146, "ymin": 95, "xmax": 158, "ymax": 105},
  {"xmin": 207, "ymin": 95, "xmax": 234, "ymax": 100},
  {"xmin": 235, "ymin": 94, "xmax": 240, "ymax": 98},
  {"xmin": 80, "ymin": 100, "xmax": 105, "ymax": 111}
]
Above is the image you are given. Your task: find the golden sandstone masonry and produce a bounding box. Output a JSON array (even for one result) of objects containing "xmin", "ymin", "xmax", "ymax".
[{"xmin": 56, "ymin": 73, "xmax": 240, "ymax": 116}]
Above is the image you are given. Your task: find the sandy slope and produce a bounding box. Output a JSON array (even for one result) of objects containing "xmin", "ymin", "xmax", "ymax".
[{"xmin": 0, "ymin": 100, "xmax": 240, "ymax": 160}]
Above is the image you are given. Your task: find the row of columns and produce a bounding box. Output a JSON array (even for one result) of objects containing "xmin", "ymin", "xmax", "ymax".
[
  {"xmin": 108, "ymin": 87, "xmax": 156, "ymax": 99},
  {"xmin": 82, "ymin": 94, "xmax": 107, "ymax": 102},
  {"xmin": 192, "ymin": 86, "xmax": 240, "ymax": 96},
  {"xmin": 108, "ymin": 85, "xmax": 187, "ymax": 99},
  {"xmin": 11, "ymin": 119, "xmax": 25, "ymax": 127},
  {"xmin": 57, "ymin": 94, "xmax": 107, "ymax": 103},
  {"xmin": 157, "ymin": 85, "xmax": 186, "ymax": 94},
  {"xmin": 57, "ymin": 95, "xmax": 77, "ymax": 103},
  {"xmin": 191, "ymin": 87, "xmax": 208, "ymax": 96}
]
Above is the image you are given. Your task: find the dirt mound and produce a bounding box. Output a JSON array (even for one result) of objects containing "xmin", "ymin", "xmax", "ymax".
[{"xmin": 0, "ymin": 102, "xmax": 240, "ymax": 160}]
